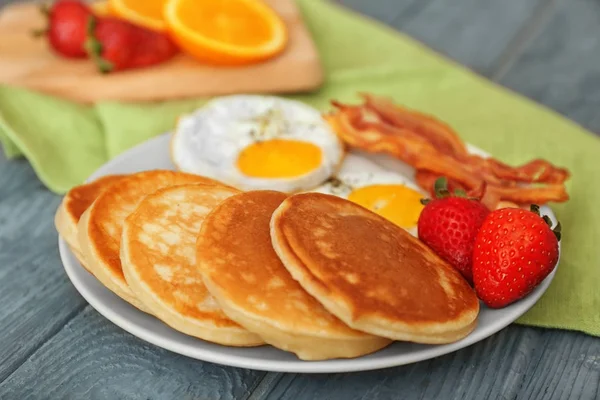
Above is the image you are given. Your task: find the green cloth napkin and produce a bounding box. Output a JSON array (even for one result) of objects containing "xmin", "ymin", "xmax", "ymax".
[{"xmin": 1, "ymin": 0, "xmax": 599, "ymax": 337}]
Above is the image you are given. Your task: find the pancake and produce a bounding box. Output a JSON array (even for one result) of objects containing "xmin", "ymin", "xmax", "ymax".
[
  {"xmin": 270, "ymin": 193, "xmax": 480, "ymax": 344},
  {"xmin": 54, "ymin": 174, "xmax": 124, "ymax": 270},
  {"xmin": 121, "ymin": 184, "xmax": 263, "ymax": 346},
  {"xmin": 196, "ymin": 190, "xmax": 391, "ymax": 360},
  {"xmin": 78, "ymin": 170, "xmax": 222, "ymax": 312}
]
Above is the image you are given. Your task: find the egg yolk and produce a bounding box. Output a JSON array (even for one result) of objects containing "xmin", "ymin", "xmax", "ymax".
[
  {"xmin": 237, "ymin": 139, "xmax": 323, "ymax": 178},
  {"xmin": 347, "ymin": 184, "xmax": 425, "ymax": 228}
]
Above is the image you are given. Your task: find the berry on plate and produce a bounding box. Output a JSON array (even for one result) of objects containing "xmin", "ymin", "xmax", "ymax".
[
  {"xmin": 472, "ymin": 204, "xmax": 561, "ymax": 308},
  {"xmin": 417, "ymin": 177, "xmax": 490, "ymax": 283}
]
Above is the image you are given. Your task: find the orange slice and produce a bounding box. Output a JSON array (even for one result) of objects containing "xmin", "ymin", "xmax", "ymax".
[
  {"xmin": 90, "ymin": 1, "xmax": 114, "ymax": 16},
  {"xmin": 165, "ymin": 0, "xmax": 288, "ymax": 65},
  {"xmin": 108, "ymin": 0, "xmax": 167, "ymax": 31}
]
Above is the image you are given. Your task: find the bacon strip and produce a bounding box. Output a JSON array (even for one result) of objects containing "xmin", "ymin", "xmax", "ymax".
[
  {"xmin": 361, "ymin": 94, "xmax": 469, "ymax": 159},
  {"xmin": 327, "ymin": 95, "xmax": 570, "ymax": 208}
]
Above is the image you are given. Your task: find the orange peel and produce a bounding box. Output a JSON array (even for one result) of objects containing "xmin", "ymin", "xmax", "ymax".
[{"xmin": 164, "ymin": 0, "xmax": 287, "ymax": 65}]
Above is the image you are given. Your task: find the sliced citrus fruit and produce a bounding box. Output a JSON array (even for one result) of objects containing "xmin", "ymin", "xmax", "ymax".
[
  {"xmin": 165, "ymin": 0, "xmax": 288, "ymax": 65},
  {"xmin": 108, "ymin": 0, "xmax": 167, "ymax": 31}
]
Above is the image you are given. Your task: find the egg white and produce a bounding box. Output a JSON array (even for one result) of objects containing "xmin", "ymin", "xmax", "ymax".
[
  {"xmin": 312, "ymin": 155, "xmax": 427, "ymax": 236},
  {"xmin": 171, "ymin": 95, "xmax": 344, "ymax": 192}
]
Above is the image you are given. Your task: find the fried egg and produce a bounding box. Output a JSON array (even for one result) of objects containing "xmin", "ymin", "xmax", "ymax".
[
  {"xmin": 171, "ymin": 95, "xmax": 344, "ymax": 192},
  {"xmin": 312, "ymin": 157, "xmax": 426, "ymax": 236}
]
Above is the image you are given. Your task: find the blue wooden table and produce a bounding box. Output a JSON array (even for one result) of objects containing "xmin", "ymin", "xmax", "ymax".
[{"xmin": 0, "ymin": 0, "xmax": 599, "ymax": 398}]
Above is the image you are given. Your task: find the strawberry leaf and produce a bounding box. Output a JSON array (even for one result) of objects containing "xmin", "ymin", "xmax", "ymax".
[
  {"xmin": 39, "ymin": 2, "xmax": 50, "ymax": 17},
  {"xmin": 31, "ymin": 28, "xmax": 48, "ymax": 37},
  {"xmin": 542, "ymin": 215, "xmax": 553, "ymax": 227},
  {"xmin": 438, "ymin": 189, "xmax": 451, "ymax": 198},
  {"xmin": 434, "ymin": 177, "xmax": 448, "ymax": 198},
  {"xmin": 32, "ymin": 2, "xmax": 51, "ymax": 39},
  {"xmin": 554, "ymin": 221, "xmax": 562, "ymax": 232},
  {"xmin": 454, "ymin": 189, "xmax": 467, "ymax": 197},
  {"xmin": 554, "ymin": 231, "xmax": 562, "ymax": 241},
  {"xmin": 553, "ymin": 221, "xmax": 562, "ymax": 242},
  {"xmin": 530, "ymin": 204, "xmax": 540, "ymax": 215},
  {"xmin": 85, "ymin": 16, "xmax": 114, "ymax": 74}
]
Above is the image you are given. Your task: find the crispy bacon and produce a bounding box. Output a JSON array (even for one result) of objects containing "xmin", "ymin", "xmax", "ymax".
[
  {"xmin": 361, "ymin": 94, "xmax": 469, "ymax": 159},
  {"xmin": 327, "ymin": 95, "xmax": 570, "ymax": 209}
]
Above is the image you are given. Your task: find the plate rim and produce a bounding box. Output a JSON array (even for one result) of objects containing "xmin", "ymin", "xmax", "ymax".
[{"xmin": 60, "ymin": 133, "xmax": 560, "ymax": 373}]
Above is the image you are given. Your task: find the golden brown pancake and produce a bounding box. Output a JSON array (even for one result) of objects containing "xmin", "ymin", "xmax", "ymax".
[
  {"xmin": 121, "ymin": 184, "xmax": 263, "ymax": 346},
  {"xmin": 55, "ymin": 174, "xmax": 124, "ymax": 270},
  {"xmin": 196, "ymin": 190, "xmax": 391, "ymax": 360},
  {"xmin": 77, "ymin": 170, "xmax": 222, "ymax": 312},
  {"xmin": 270, "ymin": 192, "xmax": 480, "ymax": 344}
]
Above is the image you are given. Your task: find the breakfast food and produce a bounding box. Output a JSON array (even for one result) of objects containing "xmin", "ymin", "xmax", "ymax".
[
  {"xmin": 34, "ymin": 0, "xmax": 289, "ymax": 74},
  {"xmin": 164, "ymin": 0, "xmax": 288, "ymax": 65},
  {"xmin": 171, "ymin": 95, "xmax": 344, "ymax": 192},
  {"xmin": 271, "ymin": 193, "xmax": 480, "ymax": 343},
  {"xmin": 417, "ymin": 178, "xmax": 490, "ymax": 283},
  {"xmin": 54, "ymin": 174, "xmax": 124, "ymax": 268},
  {"xmin": 54, "ymin": 92, "xmax": 567, "ymax": 362},
  {"xmin": 36, "ymin": 1, "xmax": 178, "ymax": 72},
  {"xmin": 77, "ymin": 170, "xmax": 221, "ymax": 311},
  {"xmin": 196, "ymin": 190, "xmax": 390, "ymax": 360},
  {"xmin": 121, "ymin": 184, "xmax": 264, "ymax": 346},
  {"xmin": 473, "ymin": 205, "xmax": 561, "ymax": 308},
  {"xmin": 108, "ymin": 0, "xmax": 167, "ymax": 31},
  {"xmin": 312, "ymin": 161, "xmax": 425, "ymax": 236},
  {"xmin": 86, "ymin": 15, "xmax": 178, "ymax": 73},
  {"xmin": 326, "ymin": 94, "xmax": 571, "ymax": 209},
  {"xmin": 40, "ymin": 0, "xmax": 93, "ymax": 58}
]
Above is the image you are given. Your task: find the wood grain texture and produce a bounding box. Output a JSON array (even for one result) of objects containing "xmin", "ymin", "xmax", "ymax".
[
  {"xmin": 498, "ymin": 0, "xmax": 600, "ymax": 134},
  {"xmin": 0, "ymin": 0, "xmax": 23, "ymax": 8},
  {"xmin": 0, "ymin": 0, "xmax": 599, "ymax": 399},
  {"xmin": 251, "ymin": 0, "xmax": 600, "ymax": 398},
  {"xmin": 0, "ymin": 307, "xmax": 267, "ymax": 400},
  {"xmin": 0, "ymin": 157, "xmax": 268, "ymax": 398},
  {"xmin": 0, "ymin": 158, "xmax": 88, "ymax": 383},
  {"xmin": 256, "ymin": 327, "xmax": 600, "ymax": 400},
  {"xmin": 341, "ymin": 0, "xmax": 548, "ymax": 76},
  {"xmin": 336, "ymin": 0, "xmax": 429, "ymax": 25},
  {"xmin": 0, "ymin": 0, "xmax": 323, "ymax": 103}
]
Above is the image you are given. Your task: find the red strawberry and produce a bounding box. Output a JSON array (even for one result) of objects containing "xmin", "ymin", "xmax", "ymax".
[
  {"xmin": 85, "ymin": 16, "xmax": 178, "ymax": 74},
  {"xmin": 36, "ymin": 0, "xmax": 93, "ymax": 58},
  {"xmin": 472, "ymin": 205, "xmax": 561, "ymax": 308},
  {"xmin": 129, "ymin": 28, "xmax": 179, "ymax": 69},
  {"xmin": 417, "ymin": 177, "xmax": 490, "ymax": 283},
  {"xmin": 85, "ymin": 16, "xmax": 138, "ymax": 73}
]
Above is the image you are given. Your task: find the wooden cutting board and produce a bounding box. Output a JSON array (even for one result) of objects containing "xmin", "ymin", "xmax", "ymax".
[{"xmin": 0, "ymin": 0, "xmax": 323, "ymax": 103}]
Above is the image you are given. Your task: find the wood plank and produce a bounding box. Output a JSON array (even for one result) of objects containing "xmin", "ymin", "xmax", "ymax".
[
  {"xmin": 254, "ymin": 327, "xmax": 600, "ymax": 400},
  {"xmin": 1, "ymin": 1, "xmax": 599, "ymax": 399},
  {"xmin": 398, "ymin": 0, "xmax": 550, "ymax": 75},
  {"xmin": 498, "ymin": 0, "xmax": 600, "ymax": 133},
  {"xmin": 251, "ymin": 0, "xmax": 600, "ymax": 399},
  {"xmin": 0, "ymin": 158, "xmax": 88, "ymax": 382},
  {"xmin": 0, "ymin": 157, "xmax": 267, "ymax": 395},
  {"xmin": 0, "ymin": 0, "xmax": 25, "ymax": 9},
  {"xmin": 0, "ymin": 0, "xmax": 323, "ymax": 103},
  {"xmin": 338, "ymin": 0, "xmax": 429, "ymax": 25},
  {"xmin": 0, "ymin": 307, "xmax": 267, "ymax": 399},
  {"xmin": 341, "ymin": 0, "xmax": 549, "ymax": 76},
  {"xmin": 518, "ymin": 330, "xmax": 600, "ymax": 399}
]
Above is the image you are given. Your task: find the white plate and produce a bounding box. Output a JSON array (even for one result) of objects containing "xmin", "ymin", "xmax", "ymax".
[{"xmin": 59, "ymin": 133, "xmax": 559, "ymax": 373}]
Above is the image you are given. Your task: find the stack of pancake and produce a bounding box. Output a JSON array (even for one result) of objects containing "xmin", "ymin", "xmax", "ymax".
[{"xmin": 55, "ymin": 170, "xmax": 480, "ymax": 360}]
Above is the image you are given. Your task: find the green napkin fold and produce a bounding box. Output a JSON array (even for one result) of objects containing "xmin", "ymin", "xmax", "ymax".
[{"xmin": 1, "ymin": 0, "xmax": 599, "ymax": 337}]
